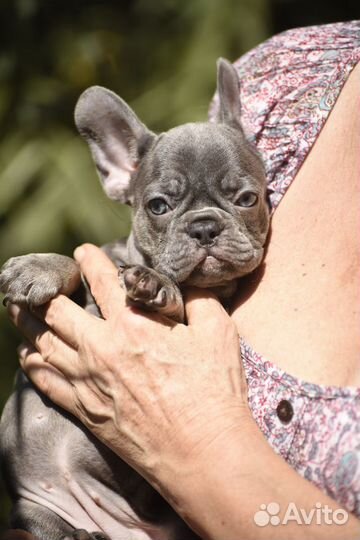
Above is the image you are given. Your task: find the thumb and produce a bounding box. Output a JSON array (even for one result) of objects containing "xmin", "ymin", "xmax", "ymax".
[
  {"xmin": 74, "ymin": 243, "xmax": 127, "ymax": 318},
  {"xmin": 184, "ymin": 287, "xmax": 228, "ymax": 327}
]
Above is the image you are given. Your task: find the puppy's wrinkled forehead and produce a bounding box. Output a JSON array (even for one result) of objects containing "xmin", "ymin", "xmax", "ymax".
[
  {"xmin": 141, "ymin": 122, "xmax": 263, "ymax": 196},
  {"xmin": 154, "ymin": 123, "xmax": 241, "ymax": 175}
]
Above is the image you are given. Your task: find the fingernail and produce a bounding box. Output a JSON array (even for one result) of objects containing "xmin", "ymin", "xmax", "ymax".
[
  {"xmin": 7, "ymin": 303, "xmax": 20, "ymax": 319},
  {"xmin": 74, "ymin": 246, "xmax": 85, "ymax": 261}
]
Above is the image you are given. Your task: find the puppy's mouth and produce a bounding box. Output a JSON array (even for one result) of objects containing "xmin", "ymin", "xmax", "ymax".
[
  {"xmin": 186, "ymin": 253, "xmax": 242, "ymax": 286},
  {"xmin": 195, "ymin": 254, "xmax": 230, "ymax": 273},
  {"xmin": 184, "ymin": 247, "xmax": 263, "ymax": 287}
]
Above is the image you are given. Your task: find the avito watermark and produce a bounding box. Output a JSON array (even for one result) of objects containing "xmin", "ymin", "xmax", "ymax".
[{"xmin": 254, "ymin": 502, "xmax": 348, "ymax": 527}]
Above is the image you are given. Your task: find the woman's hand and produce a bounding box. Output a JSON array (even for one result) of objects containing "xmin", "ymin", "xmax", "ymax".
[
  {"xmin": 7, "ymin": 245, "xmax": 360, "ymax": 540},
  {"xmin": 7, "ymin": 244, "xmax": 249, "ymax": 486}
]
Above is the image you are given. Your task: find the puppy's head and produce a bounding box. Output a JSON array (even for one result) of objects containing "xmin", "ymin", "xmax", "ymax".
[{"xmin": 75, "ymin": 59, "xmax": 270, "ymax": 288}]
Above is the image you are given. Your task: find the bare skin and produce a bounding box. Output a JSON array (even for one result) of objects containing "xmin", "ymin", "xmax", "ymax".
[
  {"xmin": 4, "ymin": 64, "xmax": 360, "ymax": 539},
  {"xmin": 232, "ymin": 61, "xmax": 360, "ymax": 387}
]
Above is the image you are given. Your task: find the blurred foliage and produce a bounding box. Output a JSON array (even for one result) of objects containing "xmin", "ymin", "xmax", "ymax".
[
  {"xmin": 0, "ymin": 0, "xmax": 359, "ymax": 530},
  {"xmin": 0, "ymin": 0, "xmax": 270, "ymax": 526}
]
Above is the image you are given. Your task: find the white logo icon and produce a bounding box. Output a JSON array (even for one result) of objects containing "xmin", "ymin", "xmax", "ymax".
[{"xmin": 254, "ymin": 502, "xmax": 280, "ymax": 527}]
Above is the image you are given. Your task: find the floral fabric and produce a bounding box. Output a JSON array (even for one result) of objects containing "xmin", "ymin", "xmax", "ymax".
[
  {"xmin": 210, "ymin": 20, "xmax": 360, "ymax": 209},
  {"xmin": 242, "ymin": 340, "xmax": 360, "ymax": 516},
  {"xmin": 210, "ymin": 21, "xmax": 360, "ymax": 515}
]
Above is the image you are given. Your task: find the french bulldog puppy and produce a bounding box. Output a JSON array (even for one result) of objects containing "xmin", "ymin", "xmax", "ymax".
[{"xmin": 0, "ymin": 59, "xmax": 270, "ymax": 540}]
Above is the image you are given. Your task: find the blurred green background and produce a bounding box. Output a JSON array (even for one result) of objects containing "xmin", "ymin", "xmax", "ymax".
[{"xmin": 0, "ymin": 0, "xmax": 358, "ymax": 528}]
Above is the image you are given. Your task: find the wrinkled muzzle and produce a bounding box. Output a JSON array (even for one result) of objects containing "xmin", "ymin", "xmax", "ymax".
[{"xmin": 153, "ymin": 207, "xmax": 266, "ymax": 287}]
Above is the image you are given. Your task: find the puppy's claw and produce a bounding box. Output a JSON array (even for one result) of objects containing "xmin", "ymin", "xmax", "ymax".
[
  {"xmin": 149, "ymin": 287, "xmax": 167, "ymax": 308},
  {"xmin": 118, "ymin": 264, "xmax": 184, "ymax": 321},
  {"xmin": 117, "ymin": 261, "xmax": 127, "ymax": 271}
]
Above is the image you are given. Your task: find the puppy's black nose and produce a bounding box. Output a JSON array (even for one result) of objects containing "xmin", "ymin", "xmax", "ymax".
[{"xmin": 188, "ymin": 219, "xmax": 221, "ymax": 246}]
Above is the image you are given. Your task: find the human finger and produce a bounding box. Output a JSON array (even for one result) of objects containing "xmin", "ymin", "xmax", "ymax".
[
  {"xmin": 18, "ymin": 342, "xmax": 76, "ymax": 413},
  {"xmin": 183, "ymin": 287, "xmax": 229, "ymax": 327},
  {"xmin": 7, "ymin": 304, "xmax": 79, "ymax": 375},
  {"xmin": 74, "ymin": 243, "xmax": 127, "ymax": 318},
  {"xmin": 32, "ymin": 294, "xmax": 99, "ymax": 349}
]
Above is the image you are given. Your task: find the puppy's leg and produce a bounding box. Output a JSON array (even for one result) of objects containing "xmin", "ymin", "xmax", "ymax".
[
  {"xmin": 63, "ymin": 531, "xmax": 109, "ymax": 540},
  {"xmin": 119, "ymin": 265, "xmax": 184, "ymax": 322},
  {"xmin": 0, "ymin": 254, "xmax": 81, "ymax": 307},
  {"xmin": 10, "ymin": 499, "xmax": 72, "ymax": 540},
  {"xmin": 11, "ymin": 500, "xmax": 110, "ymax": 540}
]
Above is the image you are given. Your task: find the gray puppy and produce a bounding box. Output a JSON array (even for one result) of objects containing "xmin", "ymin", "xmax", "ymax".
[{"xmin": 0, "ymin": 59, "xmax": 269, "ymax": 540}]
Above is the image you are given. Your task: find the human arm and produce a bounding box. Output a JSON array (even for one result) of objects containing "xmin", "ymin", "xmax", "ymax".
[{"xmin": 7, "ymin": 244, "xmax": 360, "ymax": 540}]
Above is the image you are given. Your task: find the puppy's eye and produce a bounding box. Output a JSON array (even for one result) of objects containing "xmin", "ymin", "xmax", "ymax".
[
  {"xmin": 148, "ymin": 198, "xmax": 170, "ymax": 215},
  {"xmin": 236, "ymin": 191, "xmax": 258, "ymax": 208}
]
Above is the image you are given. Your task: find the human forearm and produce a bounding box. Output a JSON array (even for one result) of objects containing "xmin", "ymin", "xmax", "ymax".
[
  {"xmin": 154, "ymin": 411, "xmax": 360, "ymax": 540},
  {"xmin": 9, "ymin": 244, "xmax": 359, "ymax": 540}
]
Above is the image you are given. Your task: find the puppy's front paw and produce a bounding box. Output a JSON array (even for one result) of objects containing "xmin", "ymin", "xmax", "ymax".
[
  {"xmin": 119, "ymin": 265, "xmax": 184, "ymax": 322},
  {"xmin": 120, "ymin": 265, "xmax": 168, "ymax": 306},
  {"xmin": 62, "ymin": 530, "xmax": 110, "ymax": 540},
  {"xmin": 0, "ymin": 254, "xmax": 80, "ymax": 307}
]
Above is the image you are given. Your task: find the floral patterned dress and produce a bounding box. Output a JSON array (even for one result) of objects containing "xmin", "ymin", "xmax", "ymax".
[{"xmin": 210, "ymin": 21, "xmax": 360, "ymax": 516}]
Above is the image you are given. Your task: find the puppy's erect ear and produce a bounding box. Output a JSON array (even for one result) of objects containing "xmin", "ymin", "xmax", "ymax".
[
  {"xmin": 74, "ymin": 86, "xmax": 155, "ymax": 204},
  {"xmin": 216, "ymin": 58, "xmax": 243, "ymax": 130}
]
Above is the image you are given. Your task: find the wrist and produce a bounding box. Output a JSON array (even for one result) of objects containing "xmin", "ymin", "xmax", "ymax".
[
  {"xmin": 151, "ymin": 399, "xmax": 255, "ymax": 533},
  {"xmin": 155, "ymin": 411, "xmax": 360, "ymax": 540},
  {"xmin": 166, "ymin": 396, "xmax": 252, "ymax": 469}
]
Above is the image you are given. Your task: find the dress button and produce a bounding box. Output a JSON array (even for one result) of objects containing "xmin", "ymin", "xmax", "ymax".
[{"xmin": 276, "ymin": 399, "xmax": 294, "ymax": 424}]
